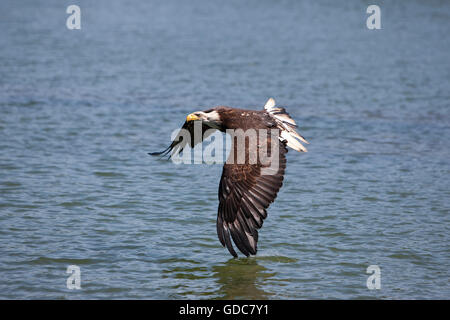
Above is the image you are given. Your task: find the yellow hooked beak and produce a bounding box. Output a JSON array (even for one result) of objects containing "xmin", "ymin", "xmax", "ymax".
[{"xmin": 186, "ymin": 113, "xmax": 200, "ymax": 122}]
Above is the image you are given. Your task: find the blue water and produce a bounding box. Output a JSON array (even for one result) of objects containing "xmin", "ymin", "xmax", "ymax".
[{"xmin": 0, "ymin": 0, "xmax": 449, "ymax": 299}]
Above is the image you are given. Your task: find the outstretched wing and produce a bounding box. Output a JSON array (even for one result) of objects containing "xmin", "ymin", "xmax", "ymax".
[
  {"xmin": 149, "ymin": 120, "xmax": 215, "ymax": 158},
  {"xmin": 216, "ymin": 133, "xmax": 288, "ymax": 257}
]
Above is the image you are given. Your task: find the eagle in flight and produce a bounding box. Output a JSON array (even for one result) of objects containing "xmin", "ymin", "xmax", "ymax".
[{"xmin": 150, "ymin": 98, "xmax": 308, "ymax": 258}]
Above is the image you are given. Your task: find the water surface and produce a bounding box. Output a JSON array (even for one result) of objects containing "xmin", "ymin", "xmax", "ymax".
[{"xmin": 0, "ymin": 0, "xmax": 449, "ymax": 299}]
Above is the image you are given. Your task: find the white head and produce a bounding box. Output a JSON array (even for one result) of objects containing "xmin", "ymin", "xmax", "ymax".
[{"xmin": 186, "ymin": 109, "xmax": 222, "ymax": 129}]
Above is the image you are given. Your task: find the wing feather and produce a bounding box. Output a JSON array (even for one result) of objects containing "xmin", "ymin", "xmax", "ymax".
[
  {"xmin": 217, "ymin": 134, "xmax": 288, "ymax": 257},
  {"xmin": 149, "ymin": 121, "xmax": 215, "ymax": 158}
]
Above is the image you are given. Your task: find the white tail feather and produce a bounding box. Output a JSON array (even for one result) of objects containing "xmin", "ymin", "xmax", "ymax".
[
  {"xmin": 280, "ymin": 130, "xmax": 308, "ymax": 152},
  {"xmin": 264, "ymin": 98, "xmax": 276, "ymax": 109},
  {"xmin": 264, "ymin": 98, "xmax": 309, "ymax": 152}
]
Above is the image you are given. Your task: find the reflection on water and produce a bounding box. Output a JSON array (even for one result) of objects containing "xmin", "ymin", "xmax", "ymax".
[
  {"xmin": 212, "ymin": 258, "xmax": 276, "ymax": 300},
  {"xmin": 159, "ymin": 256, "xmax": 297, "ymax": 299}
]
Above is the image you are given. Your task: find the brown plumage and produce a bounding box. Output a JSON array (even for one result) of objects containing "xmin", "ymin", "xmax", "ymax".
[{"xmin": 150, "ymin": 98, "xmax": 308, "ymax": 258}]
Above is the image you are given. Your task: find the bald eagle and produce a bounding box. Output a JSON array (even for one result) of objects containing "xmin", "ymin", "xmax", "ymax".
[{"xmin": 150, "ymin": 98, "xmax": 309, "ymax": 258}]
